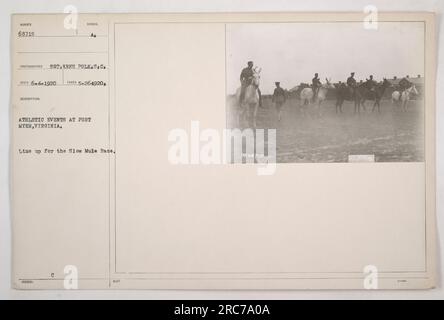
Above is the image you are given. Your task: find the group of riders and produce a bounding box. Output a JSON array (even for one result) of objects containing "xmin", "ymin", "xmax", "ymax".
[
  {"xmin": 238, "ymin": 60, "xmax": 414, "ymax": 106},
  {"xmin": 334, "ymin": 72, "xmax": 412, "ymax": 102}
]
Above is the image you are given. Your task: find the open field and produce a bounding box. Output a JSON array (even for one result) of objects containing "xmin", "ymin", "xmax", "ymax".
[{"xmin": 226, "ymin": 96, "xmax": 424, "ymax": 163}]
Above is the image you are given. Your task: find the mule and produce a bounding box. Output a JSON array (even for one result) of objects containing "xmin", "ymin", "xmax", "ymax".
[{"xmin": 300, "ymin": 78, "xmax": 335, "ymax": 117}]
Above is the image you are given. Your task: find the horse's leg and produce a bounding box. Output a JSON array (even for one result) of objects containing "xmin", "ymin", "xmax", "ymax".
[
  {"xmin": 354, "ymin": 94, "xmax": 360, "ymax": 113},
  {"xmin": 242, "ymin": 105, "xmax": 248, "ymax": 127},
  {"xmin": 371, "ymin": 100, "xmax": 377, "ymax": 113},
  {"xmin": 336, "ymin": 99, "xmax": 341, "ymax": 114},
  {"xmin": 238, "ymin": 105, "xmax": 243, "ymax": 127},
  {"xmin": 252, "ymin": 103, "xmax": 258, "ymax": 128},
  {"xmin": 276, "ymin": 102, "xmax": 282, "ymax": 121},
  {"xmin": 355, "ymin": 97, "xmax": 360, "ymax": 113},
  {"xmin": 400, "ymin": 94, "xmax": 405, "ymax": 112},
  {"xmin": 300, "ymin": 99, "xmax": 306, "ymax": 117},
  {"xmin": 243, "ymin": 105, "xmax": 248, "ymax": 126},
  {"xmin": 361, "ymin": 99, "xmax": 366, "ymax": 112}
]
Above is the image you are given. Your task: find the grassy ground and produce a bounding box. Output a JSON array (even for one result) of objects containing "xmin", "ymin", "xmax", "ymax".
[{"xmin": 226, "ymin": 96, "xmax": 424, "ymax": 163}]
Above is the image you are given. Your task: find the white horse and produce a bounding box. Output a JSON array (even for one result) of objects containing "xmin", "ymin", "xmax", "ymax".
[
  {"xmin": 236, "ymin": 67, "xmax": 261, "ymax": 128},
  {"xmin": 299, "ymin": 78, "xmax": 335, "ymax": 116},
  {"xmin": 391, "ymin": 85, "xmax": 418, "ymax": 112}
]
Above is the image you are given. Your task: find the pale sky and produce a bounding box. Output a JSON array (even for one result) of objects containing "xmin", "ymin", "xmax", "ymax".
[{"xmin": 226, "ymin": 22, "xmax": 424, "ymax": 94}]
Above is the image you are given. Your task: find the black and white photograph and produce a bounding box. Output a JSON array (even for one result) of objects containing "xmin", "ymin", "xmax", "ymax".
[{"xmin": 226, "ymin": 22, "xmax": 425, "ymax": 163}]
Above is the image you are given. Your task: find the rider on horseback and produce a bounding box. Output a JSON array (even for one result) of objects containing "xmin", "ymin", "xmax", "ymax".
[
  {"xmin": 312, "ymin": 73, "xmax": 321, "ymax": 102},
  {"xmin": 398, "ymin": 76, "xmax": 412, "ymax": 99},
  {"xmin": 365, "ymin": 75, "xmax": 377, "ymax": 92},
  {"xmin": 346, "ymin": 72, "xmax": 357, "ymax": 98},
  {"xmin": 239, "ymin": 61, "xmax": 262, "ymax": 107}
]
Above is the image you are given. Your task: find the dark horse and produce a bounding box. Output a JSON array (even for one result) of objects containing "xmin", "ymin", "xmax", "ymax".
[
  {"xmin": 335, "ymin": 83, "xmax": 364, "ymax": 113},
  {"xmin": 335, "ymin": 78, "xmax": 391, "ymax": 113},
  {"xmin": 359, "ymin": 78, "xmax": 392, "ymax": 113}
]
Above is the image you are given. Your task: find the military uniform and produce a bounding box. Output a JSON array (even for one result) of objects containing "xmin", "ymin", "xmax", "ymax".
[
  {"xmin": 346, "ymin": 75, "xmax": 357, "ymax": 97},
  {"xmin": 272, "ymin": 86, "xmax": 286, "ymax": 106},
  {"xmin": 365, "ymin": 77, "xmax": 377, "ymax": 91},
  {"xmin": 399, "ymin": 78, "xmax": 412, "ymax": 92},
  {"xmin": 240, "ymin": 67, "xmax": 254, "ymax": 85},
  {"xmin": 312, "ymin": 76, "xmax": 321, "ymax": 100},
  {"xmin": 346, "ymin": 76, "xmax": 356, "ymax": 87}
]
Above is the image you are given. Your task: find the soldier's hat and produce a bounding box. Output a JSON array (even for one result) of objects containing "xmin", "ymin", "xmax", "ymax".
[
  {"xmin": 247, "ymin": 60, "xmax": 253, "ymax": 65},
  {"xmin": 351, "ymin": 72, "xmax": 355, "ymax": 75},
  {"xmin": 275, "ymin": 82, "xmax": 280, "ymax": 85}
]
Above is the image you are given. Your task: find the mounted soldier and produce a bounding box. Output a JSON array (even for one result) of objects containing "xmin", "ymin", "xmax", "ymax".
[
  {"xmin": 311, "ymin": 73, "xmax": 321, "ymax": 102},
  {"xmin": 346, "ymin": 72, "xmax": 357, "ymax": 98},
  {"xmin": 239, "ymin": 61, "xmax": 262, "ymax": 107},
  {"xmin": 392, "ymin": 76, "xmax": 416, "ymax": 107},
  {"xmin": 365, "ymin": 75, "xmax": 377, "ymax": 92},
  {"xmin": 398, "ymin": 76, "xmax": 413, "ymax": 96}
]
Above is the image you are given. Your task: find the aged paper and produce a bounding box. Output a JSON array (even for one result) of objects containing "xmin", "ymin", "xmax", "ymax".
[{"xmin": 11, "ymin": 12, "xmax": 436, "ymax": 289}]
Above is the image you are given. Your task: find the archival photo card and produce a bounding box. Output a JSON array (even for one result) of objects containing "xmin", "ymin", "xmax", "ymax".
[{"xmin": 10, "ymin": 12, "xmax": 436, "ymax": 290}]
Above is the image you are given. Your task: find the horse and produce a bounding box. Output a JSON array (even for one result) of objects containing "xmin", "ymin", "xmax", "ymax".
[
  {"xmin": 235, "ymin": 67, "xmax": 261, "ymax": 128},
  {"xmin": 335, "ymin": 83, "xmax": 365, "ymax": 114},
  {"xmin": 391, "ymin": 85, "xmax": 418, "ymax": 112},
  {"xmin": 299, "ymin": 78, "xmax": 335, "ymax": 117},
  {"xmin": 359, "ymin": 78, "xmax": 392, "ymax": 113}
]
